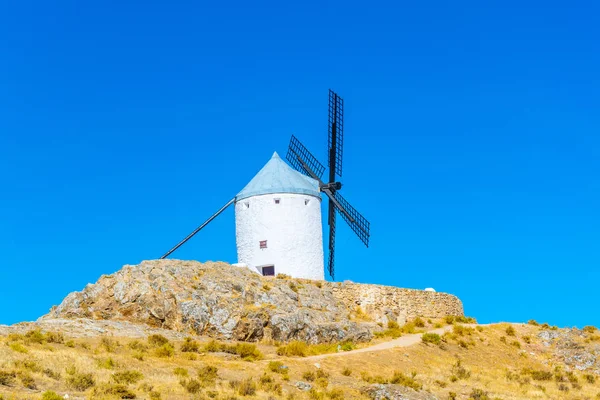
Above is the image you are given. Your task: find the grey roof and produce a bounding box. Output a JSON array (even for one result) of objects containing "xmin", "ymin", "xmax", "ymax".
[{"xmin": 236, "ymin": 152, "xmax": 321, "ymax": 201}]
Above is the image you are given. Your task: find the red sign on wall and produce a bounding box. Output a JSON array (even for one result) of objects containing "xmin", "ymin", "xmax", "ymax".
[{"xmin": 259, "ymin": 240, "xmax": 267, "ymax": 249}]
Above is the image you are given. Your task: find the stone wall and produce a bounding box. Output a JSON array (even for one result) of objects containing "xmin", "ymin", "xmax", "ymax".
[{"xmin": 331, "ymin": 282, "xmax": 464, "ymax": 325}]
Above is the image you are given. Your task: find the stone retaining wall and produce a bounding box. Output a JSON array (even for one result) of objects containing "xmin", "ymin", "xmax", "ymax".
[{"xmin": 331, "ymin": 282, "xmax": 464, "ymax": 325}]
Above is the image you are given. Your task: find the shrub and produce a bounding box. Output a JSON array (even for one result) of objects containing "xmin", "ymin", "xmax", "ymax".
[
  {"xmin": 18, "ymin": 372, "xmax": 36, "ymax": 389},
  {"xmin": 180, "ymin": 337, "xmax": 200, "ymax": 353},
  {"xmin": 303, "ymin": 371, "xmax": 316, "ymax": 382},
  {"xmin": 308, "ymin": 389, "xmax": 325, "ymax": 399},
  {"xmin": 360, "ymin": 372, "xmax": 388, "ymax": 384},
  {"xmin": 0, "ymin": 370, "xmax": 16, "ymax": 386},
  {"xmin": 93, "ymin": 384, "xmax": 137, "ymax": 399},
  {"xmin": 25, "ymin": 329, "xmax": 46, "ymax": 344},
  {"xmin": 9, "ymin": 342, "xmax": 28, "ymax": 353},
  {"xmin": 339, "ymin": 341, "xmax": 355, "ymax": 351},
  {"xmin": 99, "ymin": 337, "xmax": 119, "ymax": 353},
  {"xmin": 174, "ymin": 367, "xmax": 188, "ymax": 377},
  {"xmin": 388, "ymin": 320, "xmax": 400, "ymax": 329},
  {"xmin": 289, "ymin": 282, "xmax": 298, "ymax": 292},
  {"xmin": 327, "ymin": 388, "xmax": 344, "ymax": 399},
  {"xmin": 66, "ymin": 372, "xmax": 96, "ymax": 391},
  {"xmin": 390, "ymin": 371, "xmax": 422, "ymax": 390},
  {"xmin": 42, "ymin": 391, "xmax": 63, "ymax": 400},
  {"xmin": 566, "ymin": 371, "xmax": 579, "ymax": 384},
  {"xmin": 267, "ymin": 361, "xmax": 286, "ymax": 374},
  {"xmin": 558, "ymin": 383, "xmax": 569, "ymax": 392},
  {"xmin": 315, "ymin": 377, "xmax": 329, "ymax": 389},
  {"xmin": 448, "ymin": 392, "xmax": 457, "ymax": 400},
  {"xmin": 65, "ymin": 340, "xmax": 76, "ymax": 348},
  {"xmin": 45, "ymin": 331, "xmax": 65, "ymax": 344},
  {"xmin": 198, "ymin": 365, "xmax": 219, "ymax": 384},
  {"xmin": 128, "ymin": 340, "xmax": 148, "ymax": 351},
  {"xmin": 149, "ymin": 391, "xmax": 161, "ymax": 400},
  {"xmin": 455, "ymin": 316, "xmax": 477, "ymax": 323},
  {"xmin": 526, "ymin": 369, "xmax": 552, "ymax": 381},
  {"xmin": 511, "ymin": 340, "xmax": 521, "ymax": 348},
  {"xmin": 180, "ymin": 378, "xmax": 201, "ymax": 394},
  {"xmin": 237, "ymin": 378, "xmax": 256, "ymax": 396},
  {"xmin": 499, "ymin": 336, "xmax": 507, "ymax": 343},
  {"xmin": 43, "ymin": 368, "xmax": 61, "ymax": 380},
  {"xmin": 277, "ymin": 341, "xmax": 308, "ymax": 357},
  {"xmin": 235, "ymin": 343, "xmax": 262, "ymax": 361},
  {"xmin": 112, "ymin": 370, "xmax": 144, "ymax": 385},
  {"xmin": 96, "ymin": 357, "xmax": 117, "ymax": 369},
  {"xmin": 468, "ymin": 388, "xmax": 490, "ymax": 400},
  {"xmin": 148, "ymin": 334, "xmax": 170, "ymax": 347},
  {"xmin": 451, "ymin": 359, "xmax": 471, "ymax": 380},
  {"xmin": 453, "ymin": 324, "xmax": 474, "ymax": 336},
  {"xmin": 204, "ymin": 339, "xmax": 222, "ymax": 352},
  {"xmin": 585, "ymin": 374, "xmax": 596, "ymax": 384},
  {"xmin": 153, "ymin": 343, "xmax": 174, "ymax": 357},
  {"xmin": 522, "ymin": 335, "xmax": 531, "ymax": 344},
  {"xmin": 258, "ymin": 374, "xmax": 282, "ymax": 394},
  {"xmin": 505, "ymin": 326, "xmax": 516, "ymax": 336},
  {"xmin": 341, "ymin": 367, "xmax": 352, "ymax": 376},
  {"xmin": 414, "ymin": 317, "xmax": 425, "ymax": 327},
  {"xmin": 422, "ymin": 333, "xmax": 441, "ymax": 345},
  {"xmin": 583, "ymin": 326, "xmax": 598, "ymax": 334},
  {"xmin": 14, "ymin": 358, "xmax": 41, "ymax": 372},
  {"xmin": 528, "ymin": 319, "xmax": 539, "ymax": 326}
]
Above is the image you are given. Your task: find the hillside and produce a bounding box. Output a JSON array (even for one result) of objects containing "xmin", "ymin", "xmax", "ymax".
[
  {"xmin": 1, "ymin": 319, "xmax": 600, "ymax": 399},
  {"xmin": 1, "ymin": 260, "xmax": 599, "ymax": 399}
]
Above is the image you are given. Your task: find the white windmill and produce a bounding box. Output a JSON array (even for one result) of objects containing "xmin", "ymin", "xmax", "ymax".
[{"xmin": 161, "ymin": 90, "xmax": 370, "ymax": 280}]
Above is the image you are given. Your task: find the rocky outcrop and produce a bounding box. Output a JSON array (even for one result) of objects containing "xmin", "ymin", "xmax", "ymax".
[{"xmin": 42, "ymin": 260, "xmax": 463, "ymax": 343}]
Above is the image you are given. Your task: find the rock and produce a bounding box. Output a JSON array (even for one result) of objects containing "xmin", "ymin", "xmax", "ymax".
[
  {"xmin": 361, "ymin": 384, "xmax": 438, "ymax": 400},
  {"xmin": 41, "ymin": 260, "xmax": 463, "ymax": 344},
  {"xmin": 538, "ymin": 330, "xmax": 560, "ymax": 342},
  {"xmin": 295, "ymin": 381, "xmax": 312, "ymax": 391}
]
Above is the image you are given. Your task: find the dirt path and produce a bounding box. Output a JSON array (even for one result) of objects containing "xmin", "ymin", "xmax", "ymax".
[{"xmin": 303, "ymin": 325, "xmax": 455, "ymax": 361}]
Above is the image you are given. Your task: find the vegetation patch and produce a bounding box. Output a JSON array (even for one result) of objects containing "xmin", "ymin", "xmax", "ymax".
[
  {"xmin": 422, "ymin": 332, "xmax": 441, "ymax": 345},
  {"xmin": 112, "ymin": 370, "xmax": 144, "ymax": 385}
]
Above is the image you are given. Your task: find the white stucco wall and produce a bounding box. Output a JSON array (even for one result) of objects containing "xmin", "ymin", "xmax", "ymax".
[{"xmin": 234, "ymin": 192, "xmax": 324, "ymax": 280}]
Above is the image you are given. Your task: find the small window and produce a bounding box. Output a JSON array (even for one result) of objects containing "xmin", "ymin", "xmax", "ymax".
[
  {"xmin": 304, "ymin": 199, "xmax": 310, "ymax": 205},
  {"xmin": 245, "ymin": 202, "xmax": 249, "ymax": 209},
  {"xmin": 259, "ymin": 240, "xmax": 267, "ymax": 249},
  {"xmin": 274, "ymin": 198, "xmax": 280, "ymax": 204},
  {"xmin": 262, "ymin": 266, "xmax": 275, "ymax": 276}
]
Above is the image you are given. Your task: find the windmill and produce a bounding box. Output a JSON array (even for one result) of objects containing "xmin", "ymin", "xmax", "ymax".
[
  {"xmin": 286, "ymin": 90, "xmax": 370, "ymax": 279},
  {"xmin": 160, "ymin": 89, "xmax": 370, "ymax": 280}
]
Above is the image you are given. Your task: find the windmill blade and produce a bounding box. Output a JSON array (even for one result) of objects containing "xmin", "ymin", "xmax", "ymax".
[
  {"xmin": 327, "ymin": 198, "xmax": 336, "ymax": 279},
  {"xmin": 160, "ymin": 198, "xmax": 235, "ymax": 259},
  {"xmin": 286, "ymin": 135, "xmax": 326, "ymax": 179},
  {"xmin": 333, "ymin": 191, "xmax": 370, "ymax": 247},
  {"xmin": 328, "ymin": 89, "xmax": 344, "ymax": 179}
]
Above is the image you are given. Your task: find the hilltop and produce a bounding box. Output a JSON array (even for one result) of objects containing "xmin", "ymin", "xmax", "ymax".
[{"xmin": 40, "ymin": 260, "xmax": 462, "ymax": 344}]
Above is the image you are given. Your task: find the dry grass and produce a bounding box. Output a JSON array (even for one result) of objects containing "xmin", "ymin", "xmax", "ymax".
[{"xmin": 0, "ymin": 323, "xmax": 598, "ymax": 399}]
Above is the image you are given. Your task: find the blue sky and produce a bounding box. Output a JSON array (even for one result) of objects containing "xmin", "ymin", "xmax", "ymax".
[{"xmin": 1, "ymin": 1, "xmax": 598, "ymax": 327}]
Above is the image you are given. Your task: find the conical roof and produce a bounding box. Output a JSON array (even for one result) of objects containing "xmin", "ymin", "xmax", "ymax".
[{"xmin": 236, "ymin": 152, "xmax": 321, "ymax": 201}]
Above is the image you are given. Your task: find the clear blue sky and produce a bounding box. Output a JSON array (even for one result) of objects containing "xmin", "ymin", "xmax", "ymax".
[{"xmin": 1, "ymin": 1, "xmax": 598, "ymax": 327}]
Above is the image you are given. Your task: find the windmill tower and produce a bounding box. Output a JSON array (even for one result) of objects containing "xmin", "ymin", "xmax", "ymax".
[
  {"xmin": 233, "ymin": 152, "xmax": 324, "ymax": 280},
  {"xmin": 160, "ymin": 90, "xmax": 370, "ymax": 280}
]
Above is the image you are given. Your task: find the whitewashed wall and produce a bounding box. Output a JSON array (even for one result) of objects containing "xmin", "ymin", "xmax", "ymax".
[{"xmin": 235, "ymin": 192, "xmax": 324, "ymax": 280}]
